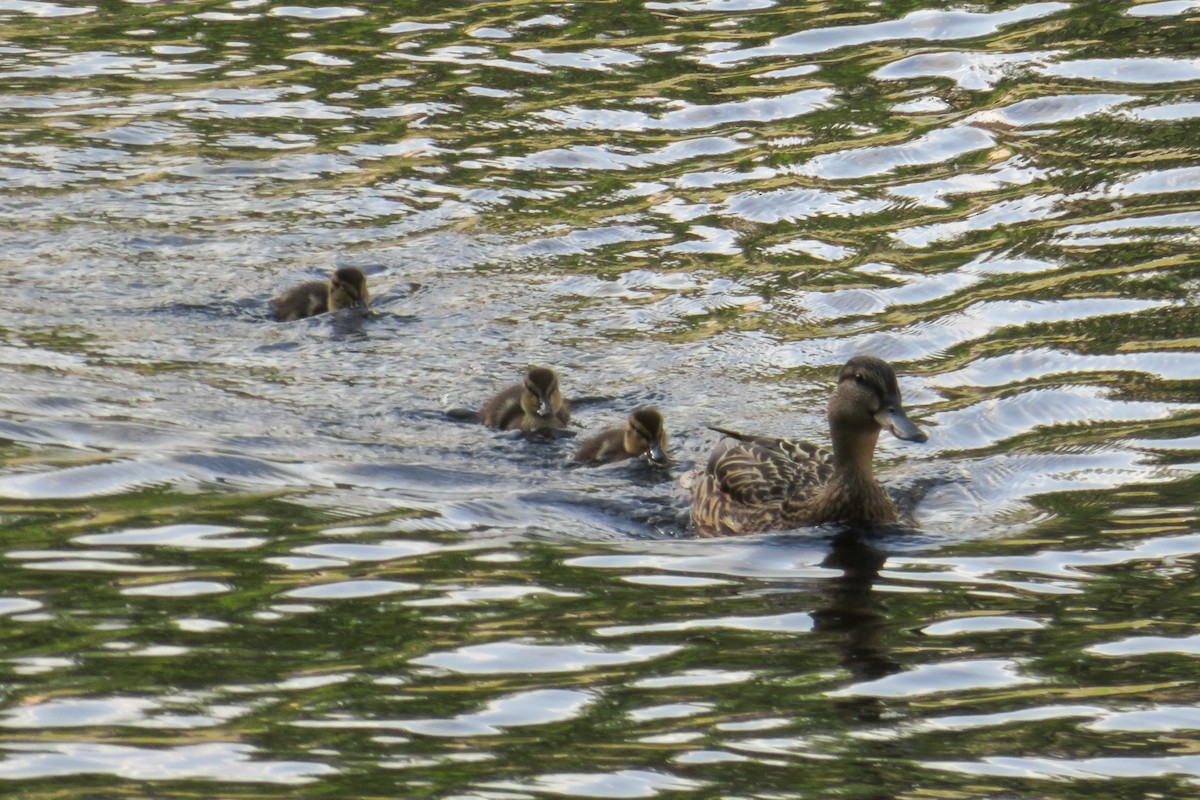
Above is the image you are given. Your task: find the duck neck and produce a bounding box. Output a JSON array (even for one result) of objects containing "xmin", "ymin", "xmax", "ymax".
[{"xmin": 830, "ymin": 423, "xmax": 880, "ymax": 482}]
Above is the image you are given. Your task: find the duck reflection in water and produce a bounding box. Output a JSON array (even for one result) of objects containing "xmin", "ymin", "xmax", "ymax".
[{"xmin": 817, "ymin": 529, "xmax": 899, "ymax": 724}]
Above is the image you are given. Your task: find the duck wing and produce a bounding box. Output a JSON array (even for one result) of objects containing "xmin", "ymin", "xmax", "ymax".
[{"xmin": 706, "ymin": 427, "xmax": 832, "ymax": 506}]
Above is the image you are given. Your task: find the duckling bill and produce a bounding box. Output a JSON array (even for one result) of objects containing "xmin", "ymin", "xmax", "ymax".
[
  {"xmin": 272, "ymin": 266, "xmax": 373, "ymax": 321},
  {"xmin": 575, "ymin": 407, "xmax": 668, "ymax": 466},
  {"xmin": 481, "ymin": 367, "xmax": 570, "ymax": 433},
  {"xmin": 688, "ymin": 355, "xmax": 927, "ymax": 537}
]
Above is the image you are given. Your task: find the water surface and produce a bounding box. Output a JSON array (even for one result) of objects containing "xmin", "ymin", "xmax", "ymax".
[{"xmin": 2, "ymin": 0, "xmax": 1199, "ymax": 797}]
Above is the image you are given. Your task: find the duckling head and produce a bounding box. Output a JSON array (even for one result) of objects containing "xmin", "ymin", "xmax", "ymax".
[
  {"xmin": 830, "ymin": 355, "xmax": 927, "ymax": 443},
  {"xmin": 625, "ymin": 407, "xmax": 668, "ymax": 465},
  {"xmin": 520, "ymin": 367, "xmax": 562, "ymax": 419},
  {"xmin": 328, "ymin": 267, "xmax": 373, "ymax": 315}
]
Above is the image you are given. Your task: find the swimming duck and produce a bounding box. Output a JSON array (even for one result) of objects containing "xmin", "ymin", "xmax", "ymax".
[
  {"xmin": 272, "ymin": 266, "xmax": 373, "ymax": 321},
  {"xmin": 575, "ymin": 407, "xmax": 668, "ymax": 466},
  {"xmin": 688, "ymin": 355, "xmax": 927, "ymax": 537},
  {"xmin": 481, "ymin": 367, "xmax": 570, "ymax": 433}
]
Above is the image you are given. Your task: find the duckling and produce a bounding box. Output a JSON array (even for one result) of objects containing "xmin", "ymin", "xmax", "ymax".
[
  {"xmin": 688, "ymin": 355, "xmax": 927, "ymax": 537},
  {"xmin": 575, "ymin": 407, "xmax": 668, "ymax": 466},
  {"xmin": 481, "ymin": 367, "xmax": 570, "ymax": 433},
  {"xmin": 272, "ymin": 266, "xmax": 373, "ymax": 322}
]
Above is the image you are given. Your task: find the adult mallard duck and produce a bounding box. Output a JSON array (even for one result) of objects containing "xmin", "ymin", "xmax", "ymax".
[
  {"xmin": 272, "ymin": 266, "xmax": 373, "ymax": 321},
  {"xmin": 688, "ymin": 355, "xmax": 927, "ymax": 537},
  {"xmin": 574, "ymin": 407, "xmax": 668, "ymax": 466},
  {"xmin": 481, "ymin": 367, "xmax": 570, "ymax": 433}
]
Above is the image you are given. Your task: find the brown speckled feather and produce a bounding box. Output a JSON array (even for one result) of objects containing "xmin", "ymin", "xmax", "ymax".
[{"xmin": 691, "ymin": 431, "xmax": 835, "ymax": 536}]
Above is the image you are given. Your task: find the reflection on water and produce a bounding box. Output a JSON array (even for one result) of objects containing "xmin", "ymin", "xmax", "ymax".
[{"xmin": 2, "ymin": 0, "xmax": 1199, "ymax": 797}]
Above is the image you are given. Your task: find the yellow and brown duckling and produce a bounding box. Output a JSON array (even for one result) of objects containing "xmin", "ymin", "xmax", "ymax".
[
  {"xmin": 481, "ymin": 366, "xmax": 570, "ymax": 433},
  {"xmin": 574, "ymin": 407, "xmax": 668, "ymax": 466},
  {"xmin": 272, "ymin": 266, "xmax": 373, "ymax": 322},
  {"xmin": 688, "ymin": 355, "xmax": 927, "ymax": 537}
]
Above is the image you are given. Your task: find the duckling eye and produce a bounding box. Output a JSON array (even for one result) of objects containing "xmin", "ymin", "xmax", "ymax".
[{"xmin": 854, "ymin": 372, "xmax": 867, "ymax": 385}]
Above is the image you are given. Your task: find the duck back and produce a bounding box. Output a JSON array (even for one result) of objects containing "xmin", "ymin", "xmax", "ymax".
[{"xmin": 272, "ymin": 281, "xmax": 329, "ymax": 321}]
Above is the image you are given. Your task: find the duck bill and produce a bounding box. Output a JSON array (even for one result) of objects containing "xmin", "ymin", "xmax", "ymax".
[
  {"xmin": 875, "ymin": 406, "xmax": 927, "ymax": 443},
  {"xmin": 359, "ymin": 294, "xmax": 375, "ymax": 316},
  {"xmin": 536, "ymin": 397, "xmax": 554, "ymax": 418},
  {"xmin": 646, "ymin": 442, "xmax": 667, "ymax": 466}
]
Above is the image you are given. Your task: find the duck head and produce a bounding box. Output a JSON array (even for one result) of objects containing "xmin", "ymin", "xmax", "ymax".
[
  {"xmin": 520, "ymin": 367, "xmax": 563, "ymax": 420},
  {"xmin": 829, "ymin": 355, "xmax": 927, "ymax": 444},
  {"xmin": 328, "ymin": 267, "xmax": 373, "ymax": 315},
  {"xmin": 625, "ymin": 407, "xmax": 668, "ymax": 465}
]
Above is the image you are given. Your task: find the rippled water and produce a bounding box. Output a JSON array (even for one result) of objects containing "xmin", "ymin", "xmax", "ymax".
[{"xmin": 2, "ymin": 0, "xmax": 1199, "ymax": 797}]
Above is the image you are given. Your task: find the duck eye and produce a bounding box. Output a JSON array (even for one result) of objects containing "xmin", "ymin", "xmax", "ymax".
[{"xmin": 854, "ymin": 372, "xmax": 867, "ymax": 384}]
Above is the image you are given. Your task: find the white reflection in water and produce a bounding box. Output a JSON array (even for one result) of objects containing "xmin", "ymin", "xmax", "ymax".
[
  {"xmin": 923, "ymin": 384, "xmax": 1200, "ymax": 452},
  {"xmin": 1039, "ymin": 56, "xmax": 1200, "ymax": 83},
  {"xmin": 885, "ymin": 166, "xmax": 1040, "ymax": 211},
  {"xmin": 800, "ymin": 125, "xmax": 994, "ymax": 180},
  {"xmin": 294, "ymin": 540, "xmax": 439, "ymax": 561},
  {"xmin": 514, "ymin": 48, "xmax": 643, "ymax": 72},
  {"xmin": 662, "ymin": 225, "xmax": 741, "ymax": 256},
  {"xmin": 1110, "ymin": 166, "xmax": 1200, "ymax": 197},
  {"xmin": 699, "ymin": 4, "xmax": 1069, "ymax": 66},
  {"xmin": 0, "ymin": 0, "xmax": 93, "ymax": 16},
  {"xmin": 283, "ymin": 580, "xmax": 419, "ymax": 600},
  {"xmin": 920, "ymin": 616, "xmax": 1044, "ymax": 636},
  {"xmin": 764, "ymin": 237, "xmax": 853, "ymax": 261},
  {"xmin": 1088, "ymin": 633, "xmax": 1200, "ymax": 657},
  {"xmin": 894, "ymin": 193, "xmax": 1066, "ymax": 247},
  {"xmin": 1124, "ymin": 101, "xmax": 1200, "ymax": 121},
  {"xmin": 1088, "ymin": 706, "xmax": 1200, "ymax": 732},
  {"xmin": 284, "ymin": 52, "xmax": 353, "ymax": 67},
  {"xmin": 829, "ymin": 659, "xmax": 1034, "ymax": 698},
  {"xmin": 386, "ymin": 689, "xmax": 594, "ymax": 737},
  {"xmin": 633, "ymin": 670, "xmax": 756, "ymax": 689},
  {"xmin": 1127, "ymin": 0, "xmax": 1200, "ymax": 15},
  {"xmin": 916, "ymin": 704, "xmax": 1101, "ymax": 732},
  {"xmin": 486, "ymin": 768, "xmax": 708, "ymax": 798},
  {"xmin": 75, "ymin": 523, "xmax": 265, "ymax": 550},
  {"xmin": 0, "ymin": 742, "xmax": 336, "ymax": 784},
  {"xmin": 875, "ymin": 50, "xmax": 1064, "ymax": 91},
  {"xmin": 928, "ymin": 754, "xmax": 1200, "ymax": 782},
  {"xmin": 970, "ymin": 93, "xmax": 1135, "ymax": 127},
  {"xmin": 935, "ymin": 347, "xmax": 1200, "ymax": 387},
  {"xmin": 0, "ymin": 696, "xmax": 247, "ymax": 729},
  {"xmin": 268, "ymin": 5, "xmax": 364, "ymax": 19},
  {"xmin": 648, "ymin": 0, "xmax": 776, "ymax": 11},
  {"xmin": 121, "ymin": 581, "xmax": 231, "ymax": 597},
  {"xmin": 894, "ymin": 534, "xmax": 1200, "ymax": 584},
  {"xmin": 379, "ymin": 20, "xmax": 452, "ymax": 34},
  {"xmin": 768, "ymin": 297, "xmax": 1169, "ymax": 367},
  {"xmin": 404, "ymin": 584, "xmax": 579, "ymax": 607},
  {"xmin": 497, "ymin": 136, "xmax": 746, "ymax": 171},
  {"xmin": 412, "ymin": 641, "xmax": 681, "ymax": 674},
  {"xmin": 721, "ymin": 186, "xmax": 888, "ymax": 224},
  {"xmin": 537, "ymin": 88, "xmax": 835, "ymax": 131},
  {"xmin": 0, "ymin": 598, "xmax": 41, "ymax": 616},
  {"xmin": 597, "ymin": 611, "xmax": 813, "ymax": 637},
  {"xmin": 629, "ymin": 703, "xmax": 712, "ymax": 721}
]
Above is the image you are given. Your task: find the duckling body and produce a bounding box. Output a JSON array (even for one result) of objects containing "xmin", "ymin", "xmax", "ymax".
[
  {"xmin": 688, "ymin": 356, "xmax": 927, "ymax": 537},
  {"xmin": 575, "ymin": 407, "xmax": 668, "ymax": 466},
  {"xmin": 272, "ymin": 267, "xmax": 373, "ymax": 321},
  {"xmin": 482, "ymin": 367, "xmax": 570, "ymax": 433}
]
